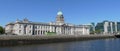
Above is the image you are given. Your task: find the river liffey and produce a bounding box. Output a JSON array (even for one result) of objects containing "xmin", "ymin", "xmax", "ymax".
[{"xmin": 0, "ymin": 38, "xmax": 120, "ymax": 51}]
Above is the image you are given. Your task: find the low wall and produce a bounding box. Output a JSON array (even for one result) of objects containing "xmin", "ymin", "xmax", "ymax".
[{"xmin": 0, "ymin": 34, "xmax": 117, "ymax": 46}]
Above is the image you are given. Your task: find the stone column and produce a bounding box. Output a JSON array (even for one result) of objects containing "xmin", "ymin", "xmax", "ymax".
[
  {"xmin": 82, "ymin": 25, "xmax": 85, "ymax": 35},
  {"xmin": 50, "ymin": 26, "xmax": 52, "ymax": 32},
  {"xmin": 115, "ymin": 22, "xmax": 117, "ymax": 33},
  {"xmin": 104, "ymin": 22, "xmax": 108, "ymax": 34},
  {"xmin": 110, "ymin": 22, "xmax": 113, "ymax": 34},
  {"xmin": 70, "ymin": 27, "xmax": 74, "ymax": 35}
]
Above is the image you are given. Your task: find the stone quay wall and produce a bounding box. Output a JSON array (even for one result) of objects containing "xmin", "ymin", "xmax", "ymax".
[{"xmin": 0, "ymin": 34, "xmax": 117, "ymax": 46}]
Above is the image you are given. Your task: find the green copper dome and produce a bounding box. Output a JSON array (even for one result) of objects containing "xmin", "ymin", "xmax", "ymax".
[{"xmin": 57, "ymin": 11, "xmax": 63, "ymax": 15}]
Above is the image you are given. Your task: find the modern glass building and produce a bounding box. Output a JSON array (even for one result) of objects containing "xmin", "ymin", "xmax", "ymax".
[{"xmin": 95, "ymin": 20, "xmax": 120, "ymax": 34}]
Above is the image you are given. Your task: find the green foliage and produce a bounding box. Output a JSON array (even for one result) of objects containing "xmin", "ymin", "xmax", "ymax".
[
  {"xmin": 46, "ymin": 32, "xmax": 56, "ymax": 35},
  {"xmin": 90, "ymin": 29, "xmax": 102, "ymax": 34},
  {"xmin": 95, "ymin": 29, "xmax": 101, "ymax": 34},
  {"xmin": 90, "ymin": 31, "xmax": 95, "ymax": 34},
  {"xmin": 0, "ymin": 26, "xmax": 4, "ymax": 34}
]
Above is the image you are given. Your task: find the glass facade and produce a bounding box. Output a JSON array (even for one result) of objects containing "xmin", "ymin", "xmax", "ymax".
[{"xmin": 95, "ymin": 21, "xmax": 120, "ymax": 34}]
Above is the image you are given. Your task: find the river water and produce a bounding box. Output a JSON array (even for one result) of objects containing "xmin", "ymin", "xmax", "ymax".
[{"xmin": 0, "ymin": 38, "xmax": 120, "ymax": 51}]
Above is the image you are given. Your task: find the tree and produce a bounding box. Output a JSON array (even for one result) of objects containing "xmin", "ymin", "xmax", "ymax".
[
  {"xmin": 95, "ymin": 29, "xmax": 101, "ymax": 34},
  {"xmin": 0, "ymin": 26, "xmax": 4, "ymax": 34},
  {"xmin": 90, "ymin": 31, "xmax": 95, "ymax": 34}
]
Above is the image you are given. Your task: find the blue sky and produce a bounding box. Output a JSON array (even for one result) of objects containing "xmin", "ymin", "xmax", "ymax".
[{"xmin": 0, "ymin": 0, "xmax": 120, "ymax": 27}]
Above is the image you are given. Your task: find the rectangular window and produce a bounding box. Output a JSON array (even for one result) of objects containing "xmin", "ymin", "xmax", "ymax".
[
  {"xmin": 30, "ymin": 25, "xmax": 31, "ymax": 28},
  {"xmin": 38, "ymin": 25, "xmax": 39, "ymax": 29},
  {"xmin": 40, "ymin": 26, "xmax": 41, "ymax": 29},
  {"xmin": 34, "ymin": 25, "xmax": 37, "ymax": 29},
  {"xmin": 35, "ymin": 30, "xmax": 37, "ymax": 34},
  {"xmin": 19, "ymin": 30, "xmax": 21, "ymax": 33},
  {"xmin": 19, "ymin": 25, "xmax": 21, "ymax": 28},
  {"xmin": 29, "ymin": 30, "xmax": 31, "ymax": 33}
]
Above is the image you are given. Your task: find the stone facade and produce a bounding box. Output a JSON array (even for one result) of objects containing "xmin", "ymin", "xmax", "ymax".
[{"xmin": 5, "ymin": 11, "xmax": 90, "ymax": 35}]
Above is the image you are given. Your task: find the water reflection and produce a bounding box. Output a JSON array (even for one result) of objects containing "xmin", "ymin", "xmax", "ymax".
[{"xmin": 0, "ymin": 38, "xmax": 120, "ymax": 51}]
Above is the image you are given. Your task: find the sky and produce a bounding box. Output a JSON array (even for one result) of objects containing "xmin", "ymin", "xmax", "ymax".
[{"xmin": 0, "ymin": 0, "xmax": 120, "ymax": 27}]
